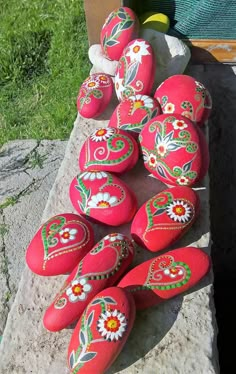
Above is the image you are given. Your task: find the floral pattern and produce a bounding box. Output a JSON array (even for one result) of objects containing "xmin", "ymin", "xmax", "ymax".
[
  {"xmin": 172, "ymin": 119, "xmax": 188, "ymax": 130},
  {"xmin": 66, "ymin": 278, "xmax": 92, "ymax": 302},
  {"xmin": 104, "ymin": 233, "xmax": 124, "ymax": 242},
  {"xmin": 115, "ymin": 72, "xmax": 125, "ymax": 100},
  {"xmin": 148, "ymin": 153, "xmax": 158, "ymax": 167},
  {"xmin": 164, "ymin": 267, "xmax": 184, "ymax": 278},
  {"xmin": 97, "ymin": 309, "xmax": 127, "ymax": 341},
  {"xmin": 88, "ymin": 192, "xmax": 118, "ymax": 208},
  {"xmin": 80, "ymin": 171, "xmax": 107, "ymax": 181},
  {"xmin": 166, "ymin": 200, "xmax": 192, "ymax": 223},
  {"xmin": 164, "ymin": 102, "xmax": 175, "ymax": 113},
  {"xmin": 90, "ymin": 128, "xmax": 115, "ymax": 142},
  {"xmin": 126, "ymin": 40, "xmax": 150, "ymax": 63},
  {"xmin": 129, "ymin": 94, "xmax": 154, "ymax": 109},
  {"xmin": 176, "ymin": 175, "xmax": 190, "ymax": 186},
  {"xmin": 59, "ymin": 228, "xmax": 78, "ymax": 243}
]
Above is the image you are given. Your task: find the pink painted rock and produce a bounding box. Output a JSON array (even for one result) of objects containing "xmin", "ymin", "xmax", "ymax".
[
  {"xmin": 77, "ymin": 73, "xmax": 113, "ymax": 118},
  {"xmin": 25, "ymin": 213, "xmax": 94, "ymax": 276},
  {"xmin": 131, "ymin": 186, "xmax": 200, "ymax": 252},
  {"xmin": 68, "ymin": 287, "xmax": 136, "ymax": 373},
  {"xmin": 101, "ymin": 7, "xmax": 139, "ymax": 61},
  {"xmin": 43, "ymin": 233, "xmax": 134, "ymax": 332},
  {"xmin": 115, "ymin": 38, "xmax": 155, "ymax": 101},
  {"xmin": 154, "ymin": 74, "xmax": 212, "ymax": 126},
  {"xmin": 118, "ymin": 246, "xmax": 211, "ymax": 309},
  {"xmin": 108, "ymin": 95, "xmax": 162, "ymax": 139},
  {"xmin": 69, "ymin": 171, "xmax": 137, "ymax": 226},
  {"xmin": 139, "ymin": 113, "xmax": 209, "ymax": 186},
  {"xmin": 78, "ymin": 127, "xmax": 139, "ymax": 173}
]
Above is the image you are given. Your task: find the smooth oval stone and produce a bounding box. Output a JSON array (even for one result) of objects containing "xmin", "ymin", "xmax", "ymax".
[
  {"xmin": 78, "ymin": 127, "xmax": 139, "ymax": 173},
  {"xmin": 115, "ymin": 38, "xmax": 155, "ymax": 101},
  {"xmin": 100, "ymin": 7, "xmax": 139, "ymax": 61},
  {"xmin": 108, "ymin": 95, "xmax": 162, "ymax": 139},
  {"xmin": 25, "ymin": 213, "xmax": 94, "ymax": 276},
  {"xmin": 139, "ymin": 113, "xmax": 209, "ymax": 186},
  {"xmin": 131, "ymin": 186, "xmax": 200, "ymax": 252},
  {"xmin": 77, "ymin": 73, "xmax": 113, "ymax": 118},
  {"xmin": 69, "ymin": 171, "xmax": 137, "ymax": 226},
  {"xmin": 67, "ymin": 287, "xmax": 136, "ymax": 373},
  {"xmin": 43, "ymin": 233, "xmax": 134, "ymax": 332},
  {"xmin": 118, "ymin": 246, "xmax": 210, "ymax": 309},
  {"xmin": 154, "ymin": 74, "xmax": 212, "ymax": 126},
  {"xmin": 141, "ymin": 12, "xmax": 170, "ymax": 33}
]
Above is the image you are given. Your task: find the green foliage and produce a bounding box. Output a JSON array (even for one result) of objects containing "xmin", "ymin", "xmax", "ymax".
[{"xmin": 0, "ymin": 0, "xmax": 91, "ymax": 146}]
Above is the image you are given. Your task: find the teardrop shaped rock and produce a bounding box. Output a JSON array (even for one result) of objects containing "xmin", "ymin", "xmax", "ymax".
[
  {"xmin": 43, "ymin": 233, "xmax": 134, "ymax": 332},
  {"xmin": 118, "ymin": 246, "xmax": 210, "ymax": 309},
  {"xmin": 78, "ymin": 127, "xmax": 139, "ymax": 173},
  {"xmin": 100, "ymin": 7, "xmax": 139, "ymax": 61},
  {"xmin": 115, "ymin": 38, "xmax": 155, "ymax": 101},
  {"xmin": 154, "ymin": 74, "xmax": 212, "ymax": 126},
  {"xmin": 131, "ymin": 186, "xmax": 200, "ymax": 252},
  {"xmin": 67, "ymin": 287, "xmax": 136, "ymax": 373},
  {"xmin": 69, "ymin": 171, "xmax": 137, "ymax": 226},
  {"xmin": 25, "ymin": 213, "xmax": 94, "ymax": 276},
  {"xmin": 139, "ymin": 113, "xmax": 209, "ymax": 186},
  {"xmin": 108, "ymin": 95, "xmax": 162, "ymax": 139},
  {"xmin": 77, "ymin": 73, "xmax": 113, "ymax": 118}
]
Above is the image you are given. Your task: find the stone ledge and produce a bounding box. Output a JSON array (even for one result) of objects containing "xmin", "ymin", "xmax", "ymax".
[{"xmin": 0, "ymin": 72, "xmax": 219, "ymax": 373}]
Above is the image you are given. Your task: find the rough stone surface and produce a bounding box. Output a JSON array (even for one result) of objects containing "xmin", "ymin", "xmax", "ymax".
[
  {"xmin": 0, "ymin": 64, "xmax": 219, "ymax": 373},
  {"xmin": 0, "ymin": 140, "xmax": 67, "ymax": 336}
]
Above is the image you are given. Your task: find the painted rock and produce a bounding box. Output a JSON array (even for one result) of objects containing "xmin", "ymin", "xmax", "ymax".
[
  {"xmin": 77, "ymin": 73, "xmax": 113, "ymax": 118},
  {"xmin": 78, "ymin": 127, "xmax": 139, "ymax": 173},
  {"xmin": 25, "ymin": 213, "xmax": 94, "ymax": 276},
  {"xmin": 141, "ymin": 12, "xmax": 170, "ymax": 33},
  {"xmin": 69, "ymin": 171, "xmax": 137, "ymax": 226},
  {"xmin": 108, "ymin": 95, "xmax": 162, "ymax": 139},
  {"xmin": 154, "ymin": 75, "xmax": 212, "ymax": 126},
  {"xmin": 139, "ymin": 113, "xmax": 209, "ymax": 186},
  {"xmin": 101, "ymin": 7, "xmax": 139, "ymax": 61},
  {"xmin": 43, "ymin": 233, "xmax": 134, "ymax": 332},
  {"xmin": 131, "ymin": 186, "xmax": 200, "ymax": 252},
  {"xmin": 118, "ymin": 246, "xmax": 210, "ymax": 309},
  {"xmin": 68, "ymin": 287, "xmax": 136, "ymax": 373},
  {"xmin": 115, "ymin": 38, "xmax": 155, "ymax": 101}
]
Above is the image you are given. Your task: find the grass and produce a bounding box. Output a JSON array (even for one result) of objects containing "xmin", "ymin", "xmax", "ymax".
[{"xmin": 0, "ymin": 0, "xmax": 91, "ymax": 147}]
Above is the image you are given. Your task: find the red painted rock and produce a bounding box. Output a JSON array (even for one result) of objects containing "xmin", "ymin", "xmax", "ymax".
[
  {"xmin": 139, "ymin": 113, "xmax": 209, "ymax": 186},
  {"xmin": 101, "ymin": 7, "xmax": 139, "ymax": 61},
  {"xmin": 118, "ymin": 246, "xmax": 210, "ymax": 309},
  {"xmin": 154, "ymin": 75, "xmax": 212, "ymax": 126},
  {"xmin": 69, "ymin": 171, "xmax": 137, "ymax": 226},
  {"xmin": 77, "ymin": 73, "xmax": 113, "ymax": 118},
  {"xmin": 67, "ymin": 287, "xmax": 136, "ymax": 373},
  {"xmin": 108, "ymin": 95, "xmax": 162, "ymax": 139},
  {"xmin": 78, "ymin": 127, "xmax": 139, "ymax": 173},
  {"xmin": 25, "ymin": 213, "xmax": 94, "ymax": 276},
  {"xmin": 115, "ymin": 38, "xmax": 155, "ymax": 101},
  {"xmin": 131, "ymin": 186, "xmax": 200, "ymax": 252},
  {"xmin": 43, "ymin": 233, "xmax": 134, "ymax": 332}
]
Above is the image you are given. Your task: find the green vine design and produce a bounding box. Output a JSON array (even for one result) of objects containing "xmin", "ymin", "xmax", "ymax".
[
  {"xmin": 102, "ymin": 8, "xmax": 134, "ymax": 55},
  {"xmin": 41, "ymin": 216, "xmax": 66, "ymax": 258},
  {"xmin": 79, "ymin": 88, "xmax": 103, "ymax": 111},
  {"xmin": 86, "ymin": 134, "xmax": 134, "ymax": 168},
  {"xmin": 146, "ymin": 192, "xmax": 173, "ymax": 229},
  {"xmin": 75, "ymin": 176, "xmax": 91, "ymax": 215}
]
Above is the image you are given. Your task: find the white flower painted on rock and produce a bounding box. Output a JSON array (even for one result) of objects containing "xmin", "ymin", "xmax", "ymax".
[
  {"xmin": 164, "ymin": 102, "xmax": 175, "ymax": 113},
  {"xmin": 66, "ymin": 278, "xmax": 92, "ymax": 302},
  {"xmin": 156, "ymin": 142, "xmax": 168, "ymax": 158},
  {"xmin": 59, "ymin": 228, "xmax": 78, "ymax": 243},
  {"xmin": 148, "ymin": 153, "xmax": 158, "ymax": 168},
  {"xmin": 129, "ymin": 94, "xmax": 154, "ymax": 109},
  {"xmin": 126, "ymin": 40, "xmax": 150, "ymax": 63},
  {"xmin": 80, "ymin": 171, "xmax": 108, "ymax": 181},
  {"xmin": 172, "ymin": 119, "xmax": 188, "ymax": 130},
  {"xmin": 84, "ymin": 78, "xmax": 99, "ymax": 91},
  {"xmin": 166, "ymin": 200, "xmax": 192, "ymax": 223},
  {"xmin": 104, "ymin": 233, "xmax": 124, "ymax": 242},
  {"xmin": 115, "ymin": 72, "xmax": 126, "ymax": 100},
  {"xmin": 88, "ymin": 192, "xmax": 118, "ymax": 208},
  {"xmin": 176, "ymin": 175, "xmax": 190, "ymax": 186},
  {"xmin": 97, "ymin": 309, "xmax": 127, "ymax": 341},
  {"xmin": 164, "ymin": 267, "xmax": 184, "ymax": 278},
  {"xmin": 90, "ymin": 127, "xmax": 115, "ymax": 142}
]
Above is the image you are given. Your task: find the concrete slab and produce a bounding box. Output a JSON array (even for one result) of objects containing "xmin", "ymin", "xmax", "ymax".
[
  {"xmin": 0, "ymin": 65, "xmax": 219, "ymax": 373},
  {"xmin": 0, "ymin": 140, "xmax": 67, "ymax": 336}
]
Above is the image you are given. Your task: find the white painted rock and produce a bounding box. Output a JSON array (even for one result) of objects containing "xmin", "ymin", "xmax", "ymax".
[
  {"xmin": 88, "ymin": 44, "xmax": 119, "ymax": 77},
  {"xmin": 139, "ymin": 28, "xmax": 191, "ymax": 88}
]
